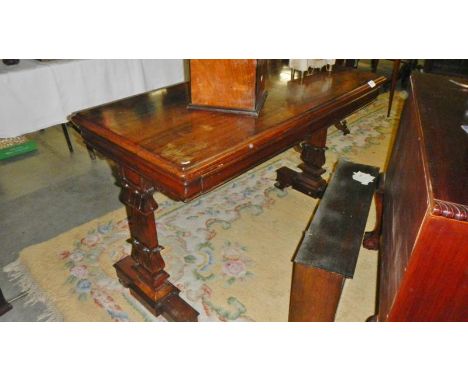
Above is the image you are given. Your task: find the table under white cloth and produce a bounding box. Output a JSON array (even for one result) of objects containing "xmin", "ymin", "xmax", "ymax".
[{"xmin": 0, "ymin": 59, "xmax": 186, "ymax": 138}]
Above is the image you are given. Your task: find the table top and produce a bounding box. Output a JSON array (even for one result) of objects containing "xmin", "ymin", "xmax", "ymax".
[{"xmin": 71, "ymin": 62, "xmax": 386, "ymax": 200}]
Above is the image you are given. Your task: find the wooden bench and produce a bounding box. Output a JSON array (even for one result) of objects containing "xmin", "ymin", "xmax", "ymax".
[{"xmin": 289, "ymin": 159, "xmax": 380, "ymax": 321}]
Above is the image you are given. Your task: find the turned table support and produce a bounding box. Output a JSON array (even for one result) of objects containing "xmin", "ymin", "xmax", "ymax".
[
  {"xmin": 275, "ymin": 127, "xmax": 328, "ymax": 198},
  {"xmin": 113, "ymin": 166, "xmax": 199, "ymax": 321}
]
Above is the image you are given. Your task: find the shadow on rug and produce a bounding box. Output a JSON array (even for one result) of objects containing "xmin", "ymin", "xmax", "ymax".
[{"xmin": 4, "ymin": 91, "xmax": 406, "ymax": 322}]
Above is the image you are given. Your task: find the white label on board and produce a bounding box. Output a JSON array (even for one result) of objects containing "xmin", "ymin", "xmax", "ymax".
[{"xmin": 352, "ymin": 171, "xmax": 375, "ymax": 185}]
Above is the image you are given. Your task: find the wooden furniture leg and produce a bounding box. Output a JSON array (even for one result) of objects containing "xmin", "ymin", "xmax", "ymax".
[
  {"xmin": 288, "ymin": 160, "xmax": 379, "ymax": 322},
  {"xmin": 289, "ymin": 264, "xmax": 345, "ymax": 321},
  {"xmin": 275, "ymin": 128, "xmax": 328, "ymax": 198},
  {"xmin": 61, "ymin": 123, "xmax": 74, "ymax": 153},
  {"xmin": 0, "ymin": 287, "xmax": 12, "ymax": 316},
  {"xmin": 387, "ymin": 59, "xmax": 401, "ymax": 117},
  {"xmin": 113, "ymin": 166, "xmax": 199, "ymax": 321},
  {"xmin": 363, "ymin": 173, "xmax": 384, "ymax": 251}
]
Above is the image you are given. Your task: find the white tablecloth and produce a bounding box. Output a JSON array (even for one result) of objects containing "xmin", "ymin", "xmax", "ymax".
[
  {"xmin": 0, "ymin": 59, "xmax": 186, "ymax": 138},
  {"xmin": 289, "ymin": 59, "xmax": 336, "ymax": 71}
]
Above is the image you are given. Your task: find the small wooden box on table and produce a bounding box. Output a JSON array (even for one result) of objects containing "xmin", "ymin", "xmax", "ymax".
[{"xmin": 70, "ymin": 60, "xmax": 385, "ymax": 321}]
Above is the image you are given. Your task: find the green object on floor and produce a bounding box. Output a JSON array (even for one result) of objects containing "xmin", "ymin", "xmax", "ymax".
[{"xmin": 0, "ymin": 137, "xmax": 38, "ymax": 160}]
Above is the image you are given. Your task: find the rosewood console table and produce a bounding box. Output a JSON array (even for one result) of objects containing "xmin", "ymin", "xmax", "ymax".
[{"xmin": 71, "ymin": 61, "xmax": 385, "ymax": 321}]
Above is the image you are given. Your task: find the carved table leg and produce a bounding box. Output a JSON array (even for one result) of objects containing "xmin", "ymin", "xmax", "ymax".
[
  {"xmin": 0, "ymin": 287, "xmax": 12, "ymax": 316},
  {"xmin": 114, "ymin": 166, "xmax": 199, "ymax": 321},
  {"xmin": 363, "ymin": 173, "xmax": 384, "ymax": 251},
  {"xmin": 275, "ymin": 128, "xmax": 328, "ymax": 198}
]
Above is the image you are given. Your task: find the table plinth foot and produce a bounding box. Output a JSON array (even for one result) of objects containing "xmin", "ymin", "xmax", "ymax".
[
  {"xmin": 115, "ymin": 256, "xmax": 199, "ymax": 322},
  {"xmin": 275, "ymin": 166, "xmax": 327, "ymax": 198}
]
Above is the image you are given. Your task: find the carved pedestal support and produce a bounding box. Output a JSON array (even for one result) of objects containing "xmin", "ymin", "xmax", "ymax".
[
  {"xmin": 363, "ymin": 173, "xmax": 385, "ymax": 251},
  {"xmin": 275, "ymin": 128, "xmax": 328, "ymax": 198},
  {"xmin": 114, "ymin": 166, "xmax": 199, "ymax": 321}
]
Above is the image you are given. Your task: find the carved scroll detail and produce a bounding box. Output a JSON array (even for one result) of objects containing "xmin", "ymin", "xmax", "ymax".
[{"xmin": 432, "ymin": 199, "xmax": 468, "ymax": 221}]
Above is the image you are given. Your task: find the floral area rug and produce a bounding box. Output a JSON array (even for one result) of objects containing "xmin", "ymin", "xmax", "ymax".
[{"xmin": 3, "ymin": 91, "xmax": 406, "ymax": 322}]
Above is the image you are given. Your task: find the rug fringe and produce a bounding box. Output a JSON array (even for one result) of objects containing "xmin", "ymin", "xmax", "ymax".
[{"xmin": 3, "ymin": 259, "xmax": 64, "ymax": 322}]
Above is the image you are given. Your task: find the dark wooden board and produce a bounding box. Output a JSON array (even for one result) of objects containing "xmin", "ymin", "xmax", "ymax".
[{"xmin": 295, "ymin": 159, "xmax": 379, "ymax": 278}]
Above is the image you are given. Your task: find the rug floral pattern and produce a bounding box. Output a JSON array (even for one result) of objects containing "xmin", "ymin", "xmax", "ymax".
[
  {"xmin": 4, "ymin": 91, "xmax": 404, "ymax": 322},
  {"xmin": 60, "ymin": 161, "xmax": 291, "ymax": 321}
]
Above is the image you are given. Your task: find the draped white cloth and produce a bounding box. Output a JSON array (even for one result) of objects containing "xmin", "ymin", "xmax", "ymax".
[{"xmin": 0, "ymin": 59, "xmax": 186, "ymax": 138}]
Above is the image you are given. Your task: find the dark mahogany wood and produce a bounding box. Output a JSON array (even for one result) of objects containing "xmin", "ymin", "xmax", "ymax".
[
  {"xmin": 376, "ymin": 73, "xmax": 468, "ymax": 322},
  {"xmin": 188, "ymin": 59, "xmax": 266, "ymax": 116},
  {"xmin": 71, "ymin": 60, "xmax": 386, "ymax": 320},
  {"xmin": 0, "ymin": 287, "xmax": 12, "ymax": 316}
]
